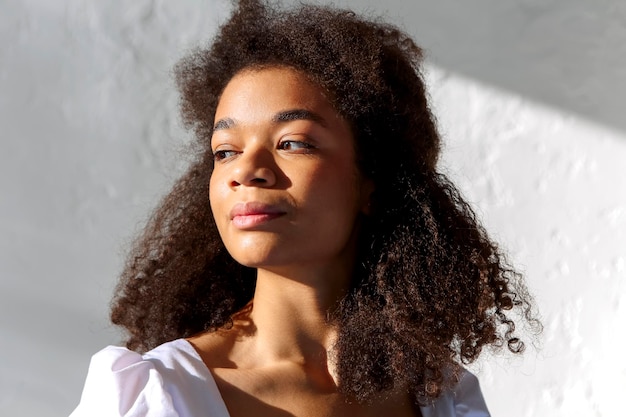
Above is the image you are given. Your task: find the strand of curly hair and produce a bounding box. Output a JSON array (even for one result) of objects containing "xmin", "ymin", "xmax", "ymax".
[{"xmin": 110, "ymin": 0, "xmax": 539, "ymax": 405}]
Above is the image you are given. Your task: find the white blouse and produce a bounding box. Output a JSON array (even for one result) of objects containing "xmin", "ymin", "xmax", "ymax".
[{"xmin": 70, "ymin": 339, "xmax": 490, "ymax": 417}]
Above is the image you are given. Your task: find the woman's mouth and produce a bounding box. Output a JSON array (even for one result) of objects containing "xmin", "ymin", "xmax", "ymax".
[{"xmin": 229, "ymin": 202, "xmax": 286, "ymax": 229}]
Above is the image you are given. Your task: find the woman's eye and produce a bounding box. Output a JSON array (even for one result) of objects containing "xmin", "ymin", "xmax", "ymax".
[
  {"xmin": 213, "ymin": 149, "xmax": 238, "ymax": 161},
  {"xmin": 278, "ymin": 140, "xmax": 313, "ymax": 151}
]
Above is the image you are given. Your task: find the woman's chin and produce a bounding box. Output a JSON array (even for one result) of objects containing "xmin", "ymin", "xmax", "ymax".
[{"xmin": 228, "ymin": 249, "xmax": 284, "ymax": 269}]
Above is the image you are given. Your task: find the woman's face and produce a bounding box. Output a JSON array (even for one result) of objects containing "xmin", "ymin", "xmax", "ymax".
[{"xmin": 209, "ymin": 66, "xmax": 372, "ymax": 272}]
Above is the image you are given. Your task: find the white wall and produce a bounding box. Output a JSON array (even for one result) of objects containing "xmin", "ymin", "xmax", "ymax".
[{"xmin": 1, "ymin": 1, "xmax": 624, "ymax": 416}]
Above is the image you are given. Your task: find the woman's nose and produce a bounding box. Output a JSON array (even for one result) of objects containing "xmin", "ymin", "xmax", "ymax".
[{"xmin": 229, "ymin": 147, "xmax": 277, "ymax": 188}]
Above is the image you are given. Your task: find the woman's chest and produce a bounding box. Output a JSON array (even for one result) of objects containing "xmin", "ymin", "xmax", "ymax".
[{"xmin": 212, "ymin": 367, "xmax": 421, "ymax": 417}]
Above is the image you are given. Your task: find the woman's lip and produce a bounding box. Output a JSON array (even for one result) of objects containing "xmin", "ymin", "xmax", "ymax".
[
  {"xmin": 229, "ymin": 202, "xmax": 286, "ymax": 218},
  {"xmin": 229, "ymin": 202, "xmax": 286, "ymax": 228},
  {"xmin": 231, "ymin": 212, "xmax": 285, "ymax": 228}
]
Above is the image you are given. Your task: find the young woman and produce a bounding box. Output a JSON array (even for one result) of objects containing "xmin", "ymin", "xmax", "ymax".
[{"xmin": 71, "ymin": 1, "xmax": 537, "ymax": 416}]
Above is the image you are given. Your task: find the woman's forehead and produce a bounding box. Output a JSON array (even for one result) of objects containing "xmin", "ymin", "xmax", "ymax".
[{"xmin": 214, "ymin": 67, "xmax": 341, "ymax": 123}]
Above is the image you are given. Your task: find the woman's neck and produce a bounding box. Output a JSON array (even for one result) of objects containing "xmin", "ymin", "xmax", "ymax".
[{"xmin": 247, "ymin": 266, "xmax": 350, "ymax": 366}]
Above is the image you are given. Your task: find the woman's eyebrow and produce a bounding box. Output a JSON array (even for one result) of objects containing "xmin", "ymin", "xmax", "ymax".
[
  {"xmin": 213, "ymin": 109, "xmax": 327, "ymax": 131},
  {"xmin": 213, "ymin": 118, "xmax": 235, "ymax": 131},
  {"xmin": 272, "ymin": 109, "xmax": 328, "ymax": 127}
]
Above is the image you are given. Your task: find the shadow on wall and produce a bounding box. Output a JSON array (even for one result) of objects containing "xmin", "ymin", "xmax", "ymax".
[{"xmin": 320, "ymin": 0, "xmax": 626, "ymax": 134}]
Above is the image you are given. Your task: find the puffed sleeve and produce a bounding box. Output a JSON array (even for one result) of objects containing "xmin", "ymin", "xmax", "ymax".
[
  {"xmin": 451, "ymin": 371, "xmax": 490, "ymax": 417},
  {"xmin": 69, "ymin": 346, "xmax": 179, "ymax": 417},
  {"xmin": 421, "ymin": 370, "xmax": 491, "ymax": 417}
]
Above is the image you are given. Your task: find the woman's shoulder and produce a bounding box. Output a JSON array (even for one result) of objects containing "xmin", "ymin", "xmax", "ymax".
[
  {"xmin": 69, "ymin": 339, "xmax": 230, "ymax": 417},
  {"xmin": 70, "ymin": 338, "xmax": 489, "ymax": 417}
]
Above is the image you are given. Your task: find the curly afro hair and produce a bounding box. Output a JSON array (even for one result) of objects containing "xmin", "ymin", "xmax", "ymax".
[{"xmin": 111, "ymin": 0, "xmax": 539, "ymax": 405}]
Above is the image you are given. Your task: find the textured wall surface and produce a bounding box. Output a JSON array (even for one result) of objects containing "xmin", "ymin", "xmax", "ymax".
[{"xmin": 1, "ymin": 1, "xmax": 624, "ymax": 416}]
